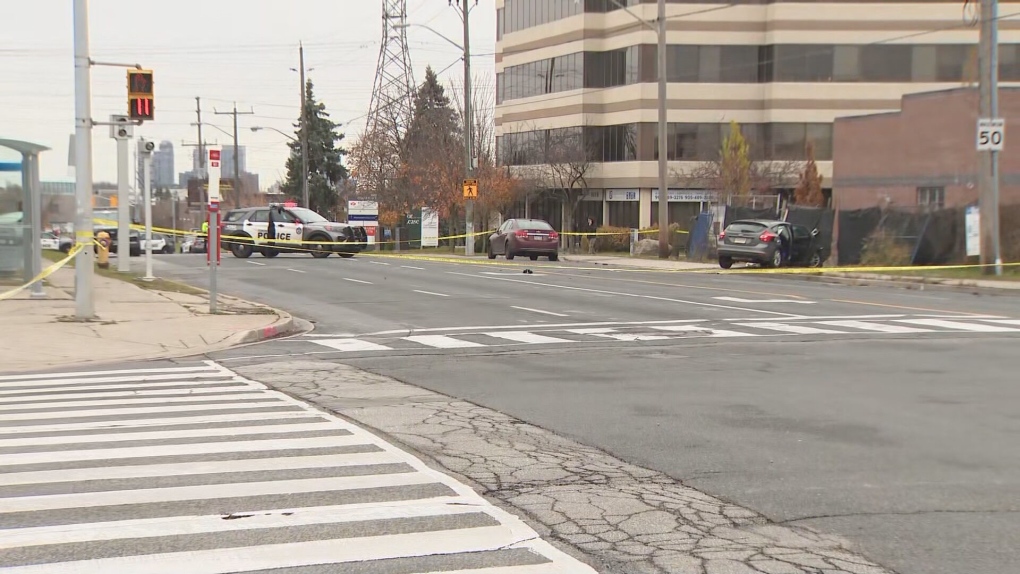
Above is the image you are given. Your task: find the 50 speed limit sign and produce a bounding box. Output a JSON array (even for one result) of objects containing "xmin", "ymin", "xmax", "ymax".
[{"xmin": 977, "ymin": 118, "xmax": 1005, "ymax": 151}]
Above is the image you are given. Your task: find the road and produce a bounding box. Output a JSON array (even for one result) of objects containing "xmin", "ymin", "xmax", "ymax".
[{"xmin": 94, "ymin": 253, "xmax": 1020, "ymax": 573}]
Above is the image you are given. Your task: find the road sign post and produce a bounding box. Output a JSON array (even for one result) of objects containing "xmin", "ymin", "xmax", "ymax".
[
  {"xmin": 207, "ymin": 147, "xmax": 221, "ymax": 313},
  {"xmin": 976, "ymin": 118, "xmax": 1005, "ymax": 151},
  {"xmin": 139, "ymin": 139, "xmax": 155, "ymax": 281},
  {"xmin": 110, "ymin": 115, "xmax": 133, "ymax": 273}
]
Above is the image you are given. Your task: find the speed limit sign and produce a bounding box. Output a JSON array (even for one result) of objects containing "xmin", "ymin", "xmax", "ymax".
[{"xmin": 977, "ymin": 118, "xmax": 1005, "ymax": 151}]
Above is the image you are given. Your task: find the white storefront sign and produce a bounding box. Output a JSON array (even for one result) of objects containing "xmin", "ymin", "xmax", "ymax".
[
  {"xmin": 652, "ymin": 190, "xmax": 717, "ymax": 203},
  {"xmin": 965, "ymin": 205, "xmax": 980, "ymax": 257},
  {"xmin": 421, "ymin": 207, "xmax": 439, "ymax": 248},
  {"xmin": 605, "ymin": 189, "xmax": 639, "ymax": 202},
  {"xmin": 348, "ymin": 200, "xmax": 380, "ymax": 245}
]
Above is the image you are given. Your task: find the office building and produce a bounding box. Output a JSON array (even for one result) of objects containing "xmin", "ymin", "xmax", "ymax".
[{"xmin": 494, "ymin": 0, "xmax": 1018, "ymax": 229}]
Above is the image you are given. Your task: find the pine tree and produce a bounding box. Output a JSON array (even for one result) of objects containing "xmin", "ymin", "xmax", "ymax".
[
  {"xmin": 282, "ymin": 80, "xmax": 349, "ymax": 217},
  {"xmin": 793, "ymin": 142, "xmax": 826, "ymax": 207},
  {"xmin": 720, "ymin": 120, "xmax": 751, "ymax": 197}
]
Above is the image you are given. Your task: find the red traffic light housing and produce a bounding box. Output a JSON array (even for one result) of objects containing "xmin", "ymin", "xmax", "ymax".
[{"xmin": 127, "ymin": 69, "xmax": 154, "ymax": 121}]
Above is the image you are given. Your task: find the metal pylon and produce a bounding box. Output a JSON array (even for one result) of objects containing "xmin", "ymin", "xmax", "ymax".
[{"xmin": 366, "ymin": 0, "xmax": 415, "ymax": 147}]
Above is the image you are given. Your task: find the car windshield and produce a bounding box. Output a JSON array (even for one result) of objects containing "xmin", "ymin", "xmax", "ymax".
[
  {"xmin": 726, "ymin": 222, "xmax": 768, "ymax": 234},
  {"xmin": 517, "ymin": 219, "xmax": 553, "ymax": 231},
  {"xmin": 289, "ymin": 208, "xmax": 329, "ymax": 224}
]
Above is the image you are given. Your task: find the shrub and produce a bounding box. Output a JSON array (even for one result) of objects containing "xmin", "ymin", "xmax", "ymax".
[
  {"xmin": 860, "ymin": 230, "xmax": 913, "ymax": 267},
  {"xmin": 593, "ymin": 225, "xmax": 631, "ymax": 252}
]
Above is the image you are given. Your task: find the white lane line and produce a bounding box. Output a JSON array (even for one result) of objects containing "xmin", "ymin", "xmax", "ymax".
[
  {"xmin": 714, "ymin": 296, "xmax": 815, "ymax": 304},
  {"xmin": 817, "ymin": 320, "xmax": 934, "ymax": 334},
  {"xmin": 0, "ymin": 499, "xmax": 480, "ymax": 549},
  {"xmin": 651, "ymin": 325, "xmax": 752, "ymax": 338},
  {"xmin": 0, "ymin": 401, "xmax": 293, "ymax": 423},
  {"xmin": 734, "ymin": 322, "xmax": 847, "ymax": 335},
  {"xmin": 0, "ymin": 526, "xmax": 537, "ymax": 574},
  {"xmin": 369, "ymin": 261, "xmax": 391, "ymax": 266},
  {"xmin": 511, "ymin": 306, "xmax": 568, "ymax": 317},
  {"xmin": 897, "ymin": 318, "xmax": 1020, "ymax": 332},
  {"xmin": 0, "ymin": 435, "xmax": 368, "ymax": 466},
  {"xmin": 592, "ymin": 333, "xmax": 672, "ymax": 342},
  {"xmin": 247, "ymin": 261, "xmax": 267, "ymax": 266},
  {"xmin": 413, "ymin": 289, "xmax": 449, "ymax": 297},
  {"xmin": 0, "ymin": 366, "xmax": 219, "ymax": 383},
  {"xmin": 287, "ymin": 268, "xmax": 307, "ymax": 274},
  {"xmin": 980, "ymin": 319, "xmax": 1020, "ymax": 326},
  {"xmin": 0, "ymin": 452, "xmax": 398, "ymax": 487},
  {"xmin": 313, "ymin": 339, "xmax": 393, "ymax": 353},
  {"xmin": 565, "ymin": 328, "xmax": 617, "ymax": 334},
  {"xmin": 347, "ymin": 318, "xmax": 708, "ymax": 338},
  {"xmin": 0, "ymin": 472, "xmax": 437, "ymax": 513},
  {"xmin": 342, "ymin": 278, "xmax": 373, "ymax": 285},
  {"xmin": 484, "ymin": 331, "xmax": 573, "ymax": 345},
  {"xmin": 0, "ymin": 411, "xmax": 321, "ymax": 436},
  {"xmin": 403, "ymin": 335, "xmax": 485, "ymax": 349},
  {"xmin": 0, "ymin": 392, "xmax": 271, "ymax": 412},
  {"xmin": 0, "ymin": 386, "xmax": 259, "ymax": 404},
  {"xmin": 0, "ymin": 421, "xmax": 337, "ymax": 449},
  {"xmin": 401, "ymin": 265, "xmax": 425, "ymax": 270},
  {"xmin": 445, "ymin": 272, "xmax": 802, "ymax": 317},
  {"xmin": 0, "ymin": 376, "xmax": 248, "ymax": 393}
]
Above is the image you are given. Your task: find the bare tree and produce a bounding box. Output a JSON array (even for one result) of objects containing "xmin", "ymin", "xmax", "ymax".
[{"xmin": 545, "ymin": 119, "xmax": 598, "ymax": 241}]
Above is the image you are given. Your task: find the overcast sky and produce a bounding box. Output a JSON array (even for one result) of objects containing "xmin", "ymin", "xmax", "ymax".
[{"xmin": 0, "ymin": 0, "xmax": 496, "ymax": 187}]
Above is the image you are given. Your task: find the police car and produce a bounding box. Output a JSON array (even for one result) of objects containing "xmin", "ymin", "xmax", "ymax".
[{"xmin": 221, "ymin": 205, "xmax": 367, "ymax": 259}]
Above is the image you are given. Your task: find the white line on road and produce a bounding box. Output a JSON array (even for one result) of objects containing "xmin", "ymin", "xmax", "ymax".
[
  {"xmin": 314, "ymin": 339, "xmax": 393, "ymax": 352},
  {"xmin": 511, "ymin": 306, "xmax": 568, "ymax": 317},
  {"xmin": 816, "ymin": 320, "xmax": 933, "ymax": 334},
  {"xmin": 342, "ymin": 278, "xmax": 372, "ymax": 285},
  {"xmin": 401, "ymin": 265, "xmax": 425, "ymax": 270},
  {"xmin": 485, "ymin": 331, "xmax": 572, "ymax": 345},
  {"xmin": 247, "ymin": 261, "xmax": 267, "ymax": 266},
  {"xmin": 287, "ymin": 268, "xmax": 307, "ymax": 274},
  {"xmin": 369, "ymin": 261, "xmax": 390, "ymax": 266},
  {"xmin": 413, "ymin": 290, "xmax": 449, "ymax": 297},
  {"xmin": 897, "ymin": 318, "xmax": 1020, "ymax": 332},
  {"xmin": 734, "ymin": 322, "xmax": 847, "ymax": 335},
  {"xmin": 446, "ymin": 272, "xmax": 802, "ymax": 317},
  {"xmin": 403, "ymin": 335, "xmax": 485, "ymax": 349},
  {"xmin": 652, "ymin": 325, "xmax": 751, "ymax": 338},
  {"xmin": 713, "ymin": 296, "xmax": 815, "ymax": 304}
]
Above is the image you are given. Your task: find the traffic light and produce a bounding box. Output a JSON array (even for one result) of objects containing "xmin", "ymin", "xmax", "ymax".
[{"xmin": 127, "ymin": 69, "xmax": 155, "ymax": 121}]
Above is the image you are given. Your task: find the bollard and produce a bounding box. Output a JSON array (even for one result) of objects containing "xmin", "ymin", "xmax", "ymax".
[
  {"xmin": 96, "ymin": 231, "xmax": 110, "ymax": 269},
  {"xmin": 629, "ymin": 228, "xmax": 638, "ymax": 256}
]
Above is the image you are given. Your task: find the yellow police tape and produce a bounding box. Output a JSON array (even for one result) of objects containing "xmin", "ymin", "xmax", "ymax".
[{"xmin": 0, "ymin": 244, "xmax": 85, "ymax": 302}]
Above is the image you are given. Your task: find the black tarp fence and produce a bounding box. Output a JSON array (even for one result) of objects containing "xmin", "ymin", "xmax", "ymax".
[
  {"xmin": 786, "ymin": 206, "xmax": 836, "ymax": 263},
  {"xmin": 836, "ymin": 206, "xmax": 980, "ymax": 266}
]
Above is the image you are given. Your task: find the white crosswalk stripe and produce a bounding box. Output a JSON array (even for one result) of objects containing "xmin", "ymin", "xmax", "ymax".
[
  {"xmin": 0, "ymin": 362, "xmax": 596, "ymax": 574},
  {"xmin": 302, "ymin": 315, "xmax": 1020, "ymax": 354}
]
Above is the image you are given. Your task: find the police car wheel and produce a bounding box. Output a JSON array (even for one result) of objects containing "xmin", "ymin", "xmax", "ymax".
[
  {"xmin": 262, "ymin": 249, "xmax": 279, "ymax": 258},
  {"xmin": 311, "ymin": 243, "xmax": 331, "ymax": 258},
  {"xmin": 231, "ymin": 243, "xmax": 253, "ymax": 258}
]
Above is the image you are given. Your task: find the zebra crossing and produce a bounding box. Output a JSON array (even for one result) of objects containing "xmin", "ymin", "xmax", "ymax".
[
  {"xmin": 0, "ymin": 362, "xmax": 596, "ymax": 574},
  {"xmin": 302, "ymin": 315, "xmax": 1020, "ymax": 354}
]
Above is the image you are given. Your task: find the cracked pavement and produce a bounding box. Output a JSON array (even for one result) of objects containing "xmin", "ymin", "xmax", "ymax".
[{"xmin": 237, "ymin": 360, "xmax": 895, "ymax": 574}]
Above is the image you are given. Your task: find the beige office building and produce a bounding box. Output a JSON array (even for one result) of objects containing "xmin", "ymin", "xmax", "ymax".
[{"xmin": 494, "ymin": 0, "xmax": 1020, "ymax": 229}]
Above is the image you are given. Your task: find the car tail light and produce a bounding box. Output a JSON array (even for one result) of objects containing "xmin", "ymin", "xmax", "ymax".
[
  {"xmin": 515, "ymin": 230, "xmax": 528, "ymax": 238},
  {"xmin": 718, "ymin": 231, "xmax": 726, "ymax": 240},
  {"xmin": 549, "ymin": 231, "xmax": 559, "ymax": 240},
  {"xmin": 759, "ymin": 230, "xmax": 777, "ymax": 242}
]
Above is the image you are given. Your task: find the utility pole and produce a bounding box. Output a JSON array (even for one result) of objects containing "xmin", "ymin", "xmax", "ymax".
[
  {"xmin": 73, "ymin": 0, "xmax": 95, "ymax": 319},
  {"xmin": 195, "ymin": 97, "xmax": 205, "ymax": 176},
  {"xmin": 299, "ymin": 43, "xmax": 311, "ymax": 210},
  {"xmin": 458, "ymin": 0, "xmax": 476, "ymax": 256},
  {"xmin": 979, "ymin": 0, "xmax": 1004, "ymax": 275},
  {"xmin": 215, "ymin": 103, "xmax": 254, "ymax": 208}
]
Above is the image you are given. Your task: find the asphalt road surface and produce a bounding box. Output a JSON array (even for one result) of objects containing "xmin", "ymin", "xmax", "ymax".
[{"xmin": 150, "ymin": 252, "xmax": 1020, "ymax": 574}]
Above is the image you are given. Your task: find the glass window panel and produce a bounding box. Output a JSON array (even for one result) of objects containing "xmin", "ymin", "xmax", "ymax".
[
  {"xmin": 758, "ymin": 45, "xmax": 774, "ymax": 82},
  {"xmin": 775, "ymin": 45, "xmax": 833, "ymax": 82},
  {"xmin": 626, "ymin": 46, "xmax": 640, "ymax": 84},
  {"xmin": 936, "ymin": 44, "xmax": 969, "ymax": 82},
  {"xmin": 667, "ymin": 45, "xmax": 699, "ymax": 82},
  {"xmin": 696, "ymin": 123, "xmax": 722, "ymax": 160},
  {"xmin": 806, "ymin": 123, "xmax": 833, "ymax": 161},
  {"xmin": 770, "ymin": 123, "xmax": 806, "ymax": 160},
  {"xmin": 698, "ymin": 46, "xmax": 722, "ymax": 82},
  {"xmin": 833, "ymin": 46, "xmax": 860, "ymax": 81},
  {"xmin": 1001, "ymin": 44, "xmax": 1020, "ymax": 81},
  {"xmin": 719, "ymin": 45, "xmax": 758, "ymax": 83},
  {"xmin": 860, "ymin": 44, "xmax": 912, "ymax": 81}
]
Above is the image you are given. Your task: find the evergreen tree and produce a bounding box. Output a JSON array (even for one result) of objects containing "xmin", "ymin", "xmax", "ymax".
[
  {"xmin": 282, "ymin": 80, "xmax": 349, "ymax": 216},
  {"xmin": 398, "ymin": 66, "xmax": 464, "ymax": 218}
]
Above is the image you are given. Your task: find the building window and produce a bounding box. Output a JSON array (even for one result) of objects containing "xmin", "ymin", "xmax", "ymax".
[
  {"xmin": 774, "ymin": 45, "xmax": 834, "ymax": 82},
  {"xmin": 917, "ymin": 187, "xmax": 945, "ymax": 210}
]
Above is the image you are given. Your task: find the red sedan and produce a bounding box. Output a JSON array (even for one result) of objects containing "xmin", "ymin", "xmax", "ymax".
[{"xmin": 488, "ymin": 218, "xmax": 560, "ymax": 261}]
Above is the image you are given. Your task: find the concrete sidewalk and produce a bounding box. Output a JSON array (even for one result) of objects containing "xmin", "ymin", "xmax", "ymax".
[{"xmin": 0, "ymin": 267, "xmax": 297, "ymax": 373}]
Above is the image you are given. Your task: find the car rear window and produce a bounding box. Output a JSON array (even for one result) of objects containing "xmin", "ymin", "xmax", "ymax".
[
  {"xmin": 517, "ymin": 219, "xmax": 554, "ymax": 231},
  {"xmin": 726, "ymin": 222, "xmax": 767, "ymax": 234}
]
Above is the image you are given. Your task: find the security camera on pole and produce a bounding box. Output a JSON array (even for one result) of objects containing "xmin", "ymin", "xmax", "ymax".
[
  {"xmin": 109, "ymin": 115, "xmax": 133, "ymax": 273},
  {"xmin": 206, "ymin": 146, "xmax": 222, "ymax": 313},
  {"xmin": 138, "ymin": 138, "xmax": 156, "ymax": 281}
]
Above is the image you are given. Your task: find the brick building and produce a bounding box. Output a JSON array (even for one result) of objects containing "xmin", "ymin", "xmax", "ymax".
[{"xmin": 833, "ymin": 87, "xmax": 1020, "ymax": 210}]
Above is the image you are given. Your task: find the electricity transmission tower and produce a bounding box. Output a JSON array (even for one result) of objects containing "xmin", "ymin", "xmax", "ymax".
[{"xmin": 365, "ymin": 0, "xmax": 415, "ymax": 154}]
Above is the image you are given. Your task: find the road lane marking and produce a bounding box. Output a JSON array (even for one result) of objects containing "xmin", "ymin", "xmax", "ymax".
[
  {"xmin": 369, "ymin": 261, "xmax": 390, "ymax": 266},
  {"xmin": 565, "ymin": 328, "xmax": 617, "ymax": 334},
  {"xmin": 713, "ymin": 296, "xmax": 815, "ymax": 304},
  {"xmin": 413, "ymin": 290, "xmax": 449, "ymax": 297},
  {"xmin": 651, "ymin": 325, "xmax": 750, "ymax": 337},
  {"xmin": 734, "ymin": 322, "xmax": 847, "ymax": 335},
  {"xmin": 985, "ymin": 319, "xmax": 1020, "ymax": 326},
  {"xmin": 511, "ymin": 306, "xmax": 568, "ymax": 317},
  {"xmin": 445, "ymin": 272, "xmax": 801, "ymax": 317},
  {"xmin": 484, "ymin": 331, "xmax": 573, "ymax": 344},
  {"xmin": 403, "ymin": 335, "xmax": 485, "ymax": 349},
  {"xmin": 826, "ymin": 298, "xmax": 990, "ymax": 316},
  {"xmin": 342, "ymin": 278, "xmax": 372, "ymax": 285},
  {"xmin": 287, "ymin": 268, "xmax": 306, "ymax": 274},
  {"xmin": 247, "ymin": 261, "xmax": 267, "ymax": 266},
  {"xmin": 897, "ymin": 319, "xmax": 1020, "ymax": 332},
  {"xmin": 314, "ymin": 339, "xmax": 393, "ymax": 352},
  {"xmin": 816, "ymin": 320, "xmax": 933, "ymax": 334},
  {"xmin": 401, "ymin": 265, "xmax": 425, "ymax": 270}
]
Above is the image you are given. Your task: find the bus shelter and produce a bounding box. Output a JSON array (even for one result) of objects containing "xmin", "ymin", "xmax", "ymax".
[{"xmin": 0, "ymin": 139, "xmax": 49, "ymax": 297}]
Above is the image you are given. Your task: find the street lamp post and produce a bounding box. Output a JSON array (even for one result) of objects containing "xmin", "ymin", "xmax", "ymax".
[
  {"xmin": 291, "ymin": 44, "xmax": 313, "ymax": 210},
  {"xmin": 396, "ymin": 4, "xmax": 477, "ymax": 255},
  {"xmin": 611, "ymin": 0, "xmax": 669, "ymax": 259}
]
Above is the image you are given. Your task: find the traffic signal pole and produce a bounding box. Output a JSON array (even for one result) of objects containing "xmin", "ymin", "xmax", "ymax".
[{"xmin": 72, "ymin": 0, "xmax": 95, "ymax": 319}]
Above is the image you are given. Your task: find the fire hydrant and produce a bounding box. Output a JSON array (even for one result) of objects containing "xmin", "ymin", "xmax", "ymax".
[{"xmin": 96, "ymin": 231, "xmax": 111, "ymax": 269}]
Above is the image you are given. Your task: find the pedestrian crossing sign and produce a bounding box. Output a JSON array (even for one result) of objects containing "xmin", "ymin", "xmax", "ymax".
[{"xmin": 462, "ymin": 178, "xmax": 478, "ymax": 199}]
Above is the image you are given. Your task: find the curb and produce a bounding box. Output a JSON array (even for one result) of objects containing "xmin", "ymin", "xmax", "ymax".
[
  {"xmin": 785, "ymin": 271, "xmax": 1020, "ymax": 294},
  {"xmin": 229, "ymin": 312, "xmax": 302, "ymax": 346}
]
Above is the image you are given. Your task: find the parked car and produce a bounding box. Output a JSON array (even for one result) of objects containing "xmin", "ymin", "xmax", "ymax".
[
  {"xmin": 221, "ymin": 205, "xmax": 366, "ymax": 259},
  {"xmin": 488, "ymin": 218, "xmax": 560, "ymax": 261},
  {"xmin": 40, "ymin": 232, "xmax": 60, "ymax": 251},
  {"xmin": 182, "ymin": 234, "xmax": 207, "ymax": 254},
  {"xmin": 141, "ymin": 233, "xmax": 174, "ymax": 254},
  {"xmin": 717, "ymin": 219, "xmax": 827, "ymax": 269},
  {"xmin": 56, "ymin": 227, "xmax": 141, "ymax": 256}
]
